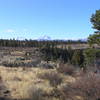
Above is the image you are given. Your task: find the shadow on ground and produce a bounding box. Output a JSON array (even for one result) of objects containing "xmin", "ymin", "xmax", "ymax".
[{"xmin": 0, "ymin": 76, "xmax": 11, "ymax": 100}]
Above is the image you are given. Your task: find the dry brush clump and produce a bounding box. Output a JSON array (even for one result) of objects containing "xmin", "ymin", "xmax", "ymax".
[
  {"xmin": 60, "ymin": 73, "xmax": 100, "ymax": 100},
  {"xmin": 28, "ymin": 86, "xmax": 45, "ymax": 100},
  {"xmin": 57, "ymin": 63, "xmax": 75, "ymax": 76},
  {"xmin": 38, "ymin": 71, "xmax": 63, "ymax": 88}
]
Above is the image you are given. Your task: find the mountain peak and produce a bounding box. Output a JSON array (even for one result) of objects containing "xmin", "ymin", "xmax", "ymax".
[{"xmin": 38, "ymin": 35, "xmax": 51, "ymax": 41}]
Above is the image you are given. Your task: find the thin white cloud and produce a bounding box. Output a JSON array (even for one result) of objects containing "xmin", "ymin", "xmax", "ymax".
[
  {"xmin": 5, "ymin": 29, "xmax": 15, "ymax": 33},
  {"xmin": 23, "ymin": 29, "xmax": 28, "ymax": 32}
]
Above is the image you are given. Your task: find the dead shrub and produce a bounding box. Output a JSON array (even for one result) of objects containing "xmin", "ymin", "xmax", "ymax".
[
  {"xmin": 49, "ymin": 88, "xmax": 62, "ymax": 99},
  {"xmin": 28, "ymin": 86, "xmax": 45, "ymax": 100},
  {"xmin": 0, "ymin": 76, "xmax": 2, "ymax": 82},
  {"xmin": 61, "ymin": 73, "xmax": 100, "ymax": 100},
  {"xmin": 12, "ymin": 76, "xmax": 22, "ymax": 81},
  {"xmin": 57, "ymin": 63, "xmax": 75, "ymax": 75},
  {"xmin": 38, "ymin": 71, "xmax": 63, "ymax": 87}
]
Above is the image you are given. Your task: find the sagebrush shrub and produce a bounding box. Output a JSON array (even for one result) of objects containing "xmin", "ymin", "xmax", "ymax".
[
  {"xmin": 28, "ymin": 86, "xmax": 44, "ymax": 100},
  {"xmin": 61, "ymin": 73, "xmax": 100, "ymax": 100},
  {"xmin": 57, "ymin": 63, "xmax": 75, "ymax": 75},
  {"xmin": 38, "ymin": 71, "xmax": 63, "ymax": 87}
]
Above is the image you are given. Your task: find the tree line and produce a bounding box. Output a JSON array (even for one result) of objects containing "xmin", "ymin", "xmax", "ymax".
[
  {"xmin": 41, "ymin": 44, "xmax": 100, "ymax": 68},
  {"xmin": 0, "ymin": 39, "xmax": 86, "ymax": 47}
]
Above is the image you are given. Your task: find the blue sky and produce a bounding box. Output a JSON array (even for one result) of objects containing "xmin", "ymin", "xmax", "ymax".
[{"xmin": 0, "ymin": 0, "xmax": 100, "ymax": 40}]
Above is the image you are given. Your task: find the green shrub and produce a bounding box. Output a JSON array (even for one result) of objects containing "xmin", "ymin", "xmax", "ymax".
[
  {"xmin": 83, "ymin": 48, "xmax": 99, "ymax": 66},
  {"xmin": 71, "ymin": 50, "xmax": 84, "ymax": 67}
]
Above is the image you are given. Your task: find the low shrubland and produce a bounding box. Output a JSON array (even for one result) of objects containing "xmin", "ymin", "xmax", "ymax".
[
  {"xmin": 0, "ymin": 63, "xmax": 100, "ymax": 100},
  {"xmin": 0, "ymin": 47, "xmax": 99, "ymax": 100},
  {"xmin": 61, "ymin": 73, "xmax": 100, "ymax": 100}
]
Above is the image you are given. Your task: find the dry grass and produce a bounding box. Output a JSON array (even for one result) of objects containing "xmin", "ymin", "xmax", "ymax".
[
  {"xmin": 0, "ymin": 66, "xmax": 76, "ymax": 100},
  {"xmin": 57, "ymin": 44, "xmax": 89, "ymax": 49},
  {"xmin": 0, "ymin": 66, "xmax": 54, "ymax": 99}
]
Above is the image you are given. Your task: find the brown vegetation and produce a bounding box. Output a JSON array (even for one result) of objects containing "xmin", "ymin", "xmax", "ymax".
[
  {"xmin": 57, "ymin": 63, "xmax": 75, "ymax": 75},
  {"xmin": 0, "ymin": 47, "xmax": 99, "ymax": 100},
  {"xmin": 61, "ymin": 73, "xmax": 100, "ymax": 100},
  {"xmin": 38, "ymin": 71, "xmax": 63, "ymax": 87}
]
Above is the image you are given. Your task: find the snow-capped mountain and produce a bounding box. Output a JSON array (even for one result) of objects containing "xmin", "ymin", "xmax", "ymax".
[{"xmin": 38, "ymin": 35, "xmax": 51, "ymax": 41}]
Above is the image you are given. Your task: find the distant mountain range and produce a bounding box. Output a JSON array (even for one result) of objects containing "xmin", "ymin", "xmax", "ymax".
[{"xmin": 38, "ymin": 35, "xmax": 87, "ymax": 41}]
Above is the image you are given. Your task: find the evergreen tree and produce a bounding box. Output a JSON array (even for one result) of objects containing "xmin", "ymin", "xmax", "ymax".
[{"xmin": 88, "ymin": 10, "xmax": 100, "ymax": 46}]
